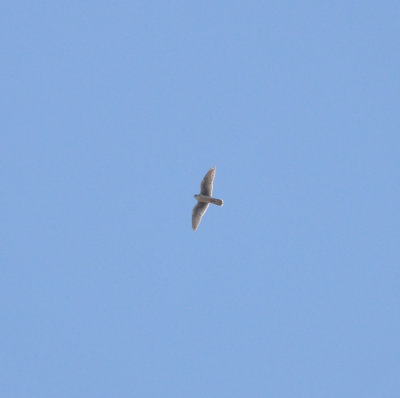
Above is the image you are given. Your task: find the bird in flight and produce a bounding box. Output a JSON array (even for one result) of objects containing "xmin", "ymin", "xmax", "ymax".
[{"xmin": 192, "ymin": 166, "xmax": 224, "ymax": 231}]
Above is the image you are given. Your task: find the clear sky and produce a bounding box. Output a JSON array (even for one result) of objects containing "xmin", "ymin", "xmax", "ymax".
[{"xmin": 2, "ymin": 1, "xmax": 400, "ymax": 397}]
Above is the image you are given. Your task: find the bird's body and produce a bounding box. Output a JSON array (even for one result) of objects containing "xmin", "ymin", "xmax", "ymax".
[
  {"xmin": 192, "ymin": 167, "xmax": 223, "ymax": 231},
  {"xmin": 193, "ymin": 194, "xmax": 224, "ymax": 206}
]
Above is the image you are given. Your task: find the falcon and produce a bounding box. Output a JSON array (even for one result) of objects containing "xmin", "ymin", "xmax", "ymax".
[{"xmin": 192, "ymin": 167, "xmax": 224, "ymax": 231}]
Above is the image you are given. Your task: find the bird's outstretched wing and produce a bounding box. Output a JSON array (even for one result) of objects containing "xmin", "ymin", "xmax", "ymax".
[
  {"xmin": 192, "ymin": 202, "xmax": 209, "ymax": 231},
  {"xmin": 200, "ymin": 167, "xmax": 216, "ymax": 196}
]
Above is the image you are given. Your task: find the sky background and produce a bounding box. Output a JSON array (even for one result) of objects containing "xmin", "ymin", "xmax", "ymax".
[{"xmin": 2, "ymin": 1, "xmax": 400, "ymax": 397}]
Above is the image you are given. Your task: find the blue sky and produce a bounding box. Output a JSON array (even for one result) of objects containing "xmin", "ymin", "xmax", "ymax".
[{"xmin": 2, "ymin": 1, "xmax": 400, "ymax": 397}]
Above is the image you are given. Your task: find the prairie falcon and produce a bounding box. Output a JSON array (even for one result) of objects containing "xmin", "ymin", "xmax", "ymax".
[{"xmin": 192, "ymin": 167, "xmax": 224, "ymax": 231}]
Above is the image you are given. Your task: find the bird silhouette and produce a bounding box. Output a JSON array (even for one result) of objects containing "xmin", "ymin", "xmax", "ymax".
[{"xmin": 192, "ymin": 167, "xmax": 224, "ymax": 231}]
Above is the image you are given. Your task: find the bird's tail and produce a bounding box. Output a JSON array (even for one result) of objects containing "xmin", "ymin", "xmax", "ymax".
[{"xmin": 210, "ymin": 197, "xmax": 224, "ymax": 206}]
